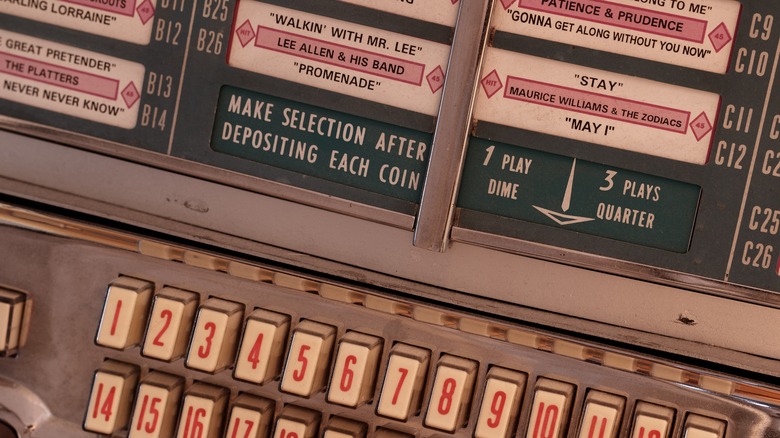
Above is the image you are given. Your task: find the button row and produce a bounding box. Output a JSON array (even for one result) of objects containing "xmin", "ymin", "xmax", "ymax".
[
  {"xmin": 94, "ymin": 278, "xmax": 727, "ymax": 436},
  {"xmin": 84, "ymin": 360, "xmax": 414, "ymax": 438}
]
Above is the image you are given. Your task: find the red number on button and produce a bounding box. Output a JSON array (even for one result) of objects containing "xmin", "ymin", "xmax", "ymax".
[
  {"xmin": 136, "ymin": 395, "xmax": 161, "ymax": 433},
  {"xmin": 197, "ymin": 322, "xmax": 217, "ymax": 359},
  {"xmin": 391, "ymin": 367, "xmax": 409, "ymax": 405},
  {"xmin": 230, "ymin": 417, "xmax": 256, "ymax": 438},
  {"xmin": 246, "ymin": 333, "xmax": 265, "ymax": 369},
  {"xmin": 182, "ymin": 406, "xmax": 206, "ymax": 438},
  {"xmin": 292, "ymin": 344, "xmax": 310, "ymax": 382},
  {"xmin": 279, "ymin": 429, "xmax": 299, "ymax": 438},
  {"xmin": 531, "ymin": 402, "xmax": 559, "ymax": 438},
  {"xmin": 339, "ymin": 354, "xmax": 357, "ymax": 392},
  {"xmin": 92, "ymin": 383, "xmax": 116, "ymax": 422},
  {"xmin": 110, "ymin": 300, "xmax": 123, "ymax": 336},
  {"xmin": 152, "ymin": 309, "xmax": 173, "ymax": 347},
  {"xmin": 486, "ymin": 390, "xmax": 507, "ymax": 428},
  {"xmin": 437, "ymin": 377, "xmax": 457, "ymax": 415},
  {"xmin": 586, "ymin": 415, "xmax": 608, "ymax": 438},
  {"xmin": 638, "ymin": 428, "xmax": 661, "ymax": 438}
]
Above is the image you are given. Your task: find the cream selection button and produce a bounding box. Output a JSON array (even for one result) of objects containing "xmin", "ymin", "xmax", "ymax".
[
  {"xmin": 142, "ymin": 288, "xmax": 198, "ymax": 361},
  {"xmin": 185, "ymin": 298, "xmax": 244, "ymax": 373},
  {"xmin": 233, "ymin": 309, "xmax": 290, "ymax": 384},
  {"xmin": 84, "ymin": 360, "xmax": 139, "ymax": 435},
  {"xmin": 129, "ymin": 372, "xmax": 184, "ymax": 438},
  {"xmin": 525, "ymin": 378, "xmax": 575, "ymax": 438},
  {"xmin": 423, "ymin": 355, "xmax": 478, "ymax": 432},
  {"xmin": 474, "ymin": 367, "xmax": 526, "ymax": 438},
  {"xmin": 175, "ymin": 383, "xmax": 229, "ymax": 438},
  {"xmin": 327, "ymin": 331, "xmax": 383, "ymax": 407},
  {"xmin": 280, "ymin": 320, "xmax": 336, "ymax": 397},
  {"xmin": 225, "ymin": 394, "xmax": 274, "ymax": 438},
  {"xmin": 376, "ymin": 343, "xmax": 430, "ymax": 421},
  {"xmin": 96, "ymin": 277, "xmax": 153, "ymax": 349}
]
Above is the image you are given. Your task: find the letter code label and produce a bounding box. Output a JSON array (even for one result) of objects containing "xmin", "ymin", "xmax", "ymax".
[
  {"xmin": 476, "ymin": 49, "xmax": 720, "ymax": 164},
  {"xmin": 228, "ymin": 1, "xmax": 452, "ymax": 116},
  {"xmin": 2, "ymin": 0, "xmax": 158, "ymax": 45},
  {"xmin": 0, "ymin": 30, "xmax": 145, "ymax": 129},
  {"xmin": 336, "ymin": 0, "xmax": 460, "ymax": 27},
  {"xmin": 494, "ymin": 0, "xmax": 740, "ymax": 73}
]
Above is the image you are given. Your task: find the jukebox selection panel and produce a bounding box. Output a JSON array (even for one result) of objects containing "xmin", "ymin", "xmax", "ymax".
[{"xmin": 0, "ymin": 1, "xmax": 779, "ymax": 291}]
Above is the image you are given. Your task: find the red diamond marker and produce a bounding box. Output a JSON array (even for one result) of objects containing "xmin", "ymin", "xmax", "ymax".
[
  {"xmin": 121, "ymin": 82, "xmax": 140, "ymax": 109},
  {"xmin": 451, "ymin": 0, "xmax": 459, "ymax": 4},
  {"xmin": 690, "ymin": 112, "xmax": 712, "ymax": 141},
  {"xmin": 136, "ymin": 0, "xmax": 155, "ymax": 25},
  {"xmin": 708, "ymin": 22, "xmax": 732, "ymax": 52},
  {"xmin": 481, "ymin": 69, "xmax": 503, "ymax": 99},
  {"xmin": 236, "ymin": 20, "xmax": 256, "ymax": 47},
  {"xmin": 426, "ymin": 66, "xmax": 445, "ymax": 93},
  {"xmin": 500, "ymin": 0, "xmax": 516, "ymax": 9}
]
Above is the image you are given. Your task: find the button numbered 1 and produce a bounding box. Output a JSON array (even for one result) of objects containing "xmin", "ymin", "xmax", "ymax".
[
  {"xmin": 327, "ymin": 332, "xmax": 382, "ymax": 407},
  {"xmin": 280, "ymin": 320, "xmax": 336, "ymax": 397},
  {"xmin": 474, "ymin": 367, "xmax": 527, "ymax": 438},
  {"xmin": 129, "ymin": 372, "xmax": 184, "ymax": 438},
  {"xmin": 525, "ymin": 378, "xmax": 575, "ymax": 438},
  {"xmin": 424, "ymin": 355, "xmax": 478, "ymax": 432},
  {"xmin": 84, "ymin": 360, "xmax": 139, "ymax": 435},
  {"xmin": 376, "ymin": 343, "xmax": 430, "ymax": 421},
  {"xmin": 186, "ymin": 298, "xmax": 244, "ymax": 373},
  {"xmin": 96, "ymin": 277, "xmax": 153, "ymax": 349},
  {"xmin": 234, "ymin": 309, "xmax": 290, "ymax": 384}
]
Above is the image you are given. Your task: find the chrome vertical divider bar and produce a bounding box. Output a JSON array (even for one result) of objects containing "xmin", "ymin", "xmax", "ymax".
[{"xmin": 413, "ymin": 0, "xmax": 494, "ymax": 251}]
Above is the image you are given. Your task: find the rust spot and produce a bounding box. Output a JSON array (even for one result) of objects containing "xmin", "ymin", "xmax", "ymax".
[{"xmin": 677, "ymin": 313, "xmax": 697, "ymax": 326}]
